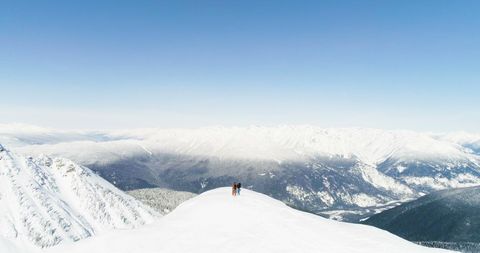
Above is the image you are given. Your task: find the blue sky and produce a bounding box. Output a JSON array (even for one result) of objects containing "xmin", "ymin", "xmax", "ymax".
[{"xmin": 0, "ymin": 1, "xmax": 479, "ymax": 131}]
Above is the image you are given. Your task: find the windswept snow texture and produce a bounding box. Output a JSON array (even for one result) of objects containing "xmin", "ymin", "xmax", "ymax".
[
  {"xmin": 127, "ymin": 188, "xmax": 197, "ymax": 214},
  {"xmin": 46, "ymin": 188, "xmax": 452, "ymax": 253},
  {"xmin": 2, "ymin": 124, "xmax": 480, "ymax": 221},
  {"xmin": 0, "ymin": 146, "xmax": 159, "ymax": 248}
]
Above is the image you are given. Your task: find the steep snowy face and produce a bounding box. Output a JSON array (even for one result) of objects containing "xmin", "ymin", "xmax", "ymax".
[
  {"xmin": 0, "ymin": 147, "xmax": 159, "ymax": 248},
  {"xmin": 46, "ymin": 188, "xmax": 452, "ymax": 253}
]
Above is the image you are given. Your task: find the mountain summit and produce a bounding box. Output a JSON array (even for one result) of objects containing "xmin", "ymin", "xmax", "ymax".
[{"xmin": 48, "ymin": 188, "xmax": 451, "ymax": 253}]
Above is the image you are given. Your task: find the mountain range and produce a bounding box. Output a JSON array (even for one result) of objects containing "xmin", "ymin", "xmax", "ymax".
[{"xmin": 2, "ymin": 124, "xmax": 480, "ymax": 221}]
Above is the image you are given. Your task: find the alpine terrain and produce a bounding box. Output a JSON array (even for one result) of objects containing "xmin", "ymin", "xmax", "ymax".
[
  {"xmin": 364, "ymin": 185, "xmax": 480, "ymax": 252},
  {"xmin": 2, "ymin": 124, "xmax": 480, "ymax": 221},
  {"xmin": 0, "ymin": 144, "xmax": 159, "ymax": 248},
  {"xmin": 46, "ymin": 188, "xmax": 452, "ymax": 253}
]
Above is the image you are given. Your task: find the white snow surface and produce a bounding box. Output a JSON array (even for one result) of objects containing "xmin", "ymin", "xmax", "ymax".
[
  {"xmin": 0, "ymin": 236, "xmax": 38, "ymax": 253},
  {"xmin": 0, "ymin": 147, "xmax": 159, "ymax": 248},
  {"xmin": 46, "ymin": 188, "xmax": 452, "ymax": 253}
]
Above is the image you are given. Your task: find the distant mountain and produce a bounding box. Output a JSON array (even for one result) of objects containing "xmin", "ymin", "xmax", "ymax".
[
  {"xmin": 364, "ymin": 186, "xmax": 480, "ymax": 252},
  {"xmin": 127, "ymin": 188, "xmax": 197, "ymax": 214},
  {"xmin": 2, "ymin": 125, "xmax": 480, "ymax": 221},
  {"xmin": 439, "ymin": 132, "xmax": 480, "ymax": 155},
  {"xmin": 0, "ymin": 145, "xmax": 159, "ymax": 248},
  {"xmin": 46, "ymin": 188, "xmax": 452, "ymax": 253}
]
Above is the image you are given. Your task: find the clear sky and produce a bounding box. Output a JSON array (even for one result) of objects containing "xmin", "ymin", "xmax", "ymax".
[{"xmin": 1, "ymin": 1, "xmax": 479, "ymax": 131}]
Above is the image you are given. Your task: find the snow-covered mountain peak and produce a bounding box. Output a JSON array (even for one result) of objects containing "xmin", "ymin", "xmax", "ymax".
[
  {"xmin": 47, "ymin": 188, "xmax": 452, "ymax": 253},
  {"xmin": 0, "ymin": 145, "xmax": 160, "ymax": 248}
]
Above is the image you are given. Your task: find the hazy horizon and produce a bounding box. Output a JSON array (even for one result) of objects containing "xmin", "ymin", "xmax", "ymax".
[{"xmin": 1, "ymin": 122, "xmax": 479, "ymax": 135}]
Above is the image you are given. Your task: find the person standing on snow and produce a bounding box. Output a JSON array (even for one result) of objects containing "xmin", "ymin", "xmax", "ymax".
[
  {"xmin": 236, "ymin": 182, "xmax": 241, "ymax": 195},
  {"xmin": 232, "ymin": 182, "xmax": 237, "ymax": 196}
]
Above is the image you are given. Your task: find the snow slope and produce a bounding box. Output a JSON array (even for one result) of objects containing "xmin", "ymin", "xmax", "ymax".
[
  {"xmin": 0, "ymin": 236, "xmax": 37, "ymax": 253},
  {"xmin": 0, "ymin": 146, "xmax": 159, "ymax": 248},
  {"xmin": 47, "ymin": 188, "xmax": 452, "ymax": 253}
]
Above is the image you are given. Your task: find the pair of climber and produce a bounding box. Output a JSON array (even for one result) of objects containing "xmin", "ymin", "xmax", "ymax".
[{"xmin": 231, "ymin": 182, "xmax": 241, "ymax": 196}]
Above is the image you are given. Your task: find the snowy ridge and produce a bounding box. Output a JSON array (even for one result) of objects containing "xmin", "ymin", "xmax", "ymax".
[
  {"xmin": 0, "ymin": 146, "xmax": 159, "ymax": 248},
  {"xmin": 46, "ymin": 188, "xmax": 452, "ymax": 253}
]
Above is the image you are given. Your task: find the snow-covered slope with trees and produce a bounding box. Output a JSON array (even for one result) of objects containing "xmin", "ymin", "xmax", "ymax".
[
  {"xmin": 0, "ymin": 145, "xmax": 159, "ymax": 248},
  {"xmin": 46, "ymin": 188, "xmax": 452, "ymax": 253},
  {"xmin": 127, "ymin": 188, "xmax": 197, "ymax": 214},
  {"xmin": 2, "ymin": 124, "xmax": 480, "ymax": 221}
]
